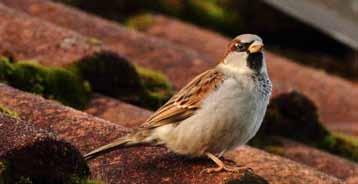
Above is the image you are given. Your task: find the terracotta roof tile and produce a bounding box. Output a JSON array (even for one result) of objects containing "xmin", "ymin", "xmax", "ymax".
[
  {"xmin": 0, "ymin": 3, "xmax": 104, "ymax": 67},
  {"xmin": 83, "ymin": 92, "xmax": 358, "ymax": 183},
  {"xmin": 130, "ymin": 14, "xmax": 358, "ymax": 126},
  {"xmin": 0, "ymin": 84, "xmax": 343, "ymax": 183},
  {"xmin": 0, "ymin": 0, "xmax": 213, "ymax": 89},
  {"xmin": 271, "ymin": 137, "xmax": 358, "ymax": 181},
  {"xmin": 0, "ymin": 113, "xmax": 89, "ymax": 183},
  {"xmin": 2, "ymin": 0, "xmax": 356, "ymax": 125},
  {"xmin": 85, "ymin": 94, "xmax": 151, "ymax": 128}
]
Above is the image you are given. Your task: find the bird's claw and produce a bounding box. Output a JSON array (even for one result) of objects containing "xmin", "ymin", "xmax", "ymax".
[{"xmin": 201, "ymin": 164, "xmax": 253, "ymax": 174}]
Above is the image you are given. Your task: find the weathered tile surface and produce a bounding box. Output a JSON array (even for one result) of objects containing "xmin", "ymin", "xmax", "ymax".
[
  {"xmin": 131, "ymin": 14, "xmax": 358, "ymax": 126},
  {"xmin": 0, "ymin": 84, "xmax": 343, "ymax": 184},
  {"xmin": 272, "ymin": 137, "xmax": 358, "ymax": 182},
  {"xmin": 85, "ymin": 94, "xmax": 151, "ymax": 128},
  {"xmin": 2, "ymin": 0, "xmax": 357, "ymax": 126},
  {"xmin": 0, "ymin": 0, "xmax": 213, "ymax": 89},
  {"xmin": 0, "ymin": 113, "xmax": 89, "ymax": 183}
]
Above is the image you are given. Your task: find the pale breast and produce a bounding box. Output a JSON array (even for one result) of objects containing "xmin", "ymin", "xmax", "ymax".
[{"xmin": 160, "ymin": 76, "xmax": 269, "ymax": 156}]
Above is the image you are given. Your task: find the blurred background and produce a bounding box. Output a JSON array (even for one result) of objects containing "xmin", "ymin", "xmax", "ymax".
[
  {"xmin": 0, "ymin": 0, "xmax": 358, "ymax": 183},
  {"xmin": 59, "ymin": 0, "xmax": 358, "ymax": 79}
]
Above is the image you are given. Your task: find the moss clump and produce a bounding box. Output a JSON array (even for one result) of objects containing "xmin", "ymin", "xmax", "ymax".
[
  {"xmin": 0, "ymin": 57, "xmax": 91, "ymax": 109},
  {"xmin": 70, "ymin": 52, "xmax": 173, "ymax": 110},
  {"xmin": 0, "ymin": 57, "xmax": 13, "ymax": 82},
  {"xmin": 0, "ymin": 162, "xmax": 5, "ymax": 184},
  {"xmin": 86, "ymin": 37, "xmax": 103, "ymax": 46},
  {"xmin": 57, "ymin": 0, "xmax": 241, "ymax": 36},
  {"xmin": 135, "ymin": 65, "xmax": 173, "ymax": 107},
  {"xmin": 0, "ymin": 105, "xmax": 18, "ymax": 119},
  {"xmin": 225, "ymin": 170, "xmax": 268, "ymax": 184},
  {"xmin": 181, "ymin": 0, "xmax": 241, "ymax": 34},
  {"xmin": 1, "ymin": 139, "xmax": 89, "ymax": 184},
  {"xmin": 248, "ymin": 135, "xmax": 283, "ymax": 152},
  {"xmin": 254, "ymin": 91, "xmax": 358, "ymax": 161},
  {"xmin": 70, "ymin": 52, "xmax": 143, "ymax": 98},
  {"xmin": 14, "ymin": 177, "xmax": 32, "ymax": 184},
  {"xmin": 68, "ymin": 176, "xmax": 104, "ymax": 184},
  {"xmin": 126, "ymin": 13, "xmax": 155, "ymax": 31},
  {"xmin": 127, "ymin": 0, "xmax": 241, "ymax": 35},
  {"xmin": 258, "ymin": 91, "xmax": 329, "ymax": 142},
  {"xmin": 1, "ymin": 53, "xmax": 172, "ymax": 110},
  {"xmin": 318, "ymin": 133, "xmax": 358, "ymax": 162}
]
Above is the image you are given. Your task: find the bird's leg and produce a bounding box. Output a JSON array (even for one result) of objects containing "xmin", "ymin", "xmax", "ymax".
[{"xmin": 201, "ymin": 153, "xmax": 251, "ymax": 173}]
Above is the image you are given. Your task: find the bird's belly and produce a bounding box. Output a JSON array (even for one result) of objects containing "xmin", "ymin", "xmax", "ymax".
[{"xmin": 156, "ymin": 79, "xmax": 267, "ymax": 156}]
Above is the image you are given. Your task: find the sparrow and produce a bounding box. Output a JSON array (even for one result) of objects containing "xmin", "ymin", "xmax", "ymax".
[{"xmin": 84, "ymin": 34, "xmax": 272, "ymax": 173}]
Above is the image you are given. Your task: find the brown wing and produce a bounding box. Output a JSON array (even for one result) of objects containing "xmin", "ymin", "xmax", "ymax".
[{"xmin": 141, "ymin": 69, "xmax": 225, "ymax": 129}]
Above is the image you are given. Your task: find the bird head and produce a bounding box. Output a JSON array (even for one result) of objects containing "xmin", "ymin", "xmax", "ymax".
[{"xmin": 221, "ymin": 34, "xmax": 266, "ymax": 75}]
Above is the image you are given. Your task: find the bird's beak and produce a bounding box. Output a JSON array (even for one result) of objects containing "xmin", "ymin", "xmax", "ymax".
[{"xmin": 248, "ymin": 41, "xmax": 264, "ymax": 54}]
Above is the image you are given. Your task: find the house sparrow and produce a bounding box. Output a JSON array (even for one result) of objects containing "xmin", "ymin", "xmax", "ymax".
[{"xmin": 84, "ymin": 34, "xmax": 272, "ymax": 173}]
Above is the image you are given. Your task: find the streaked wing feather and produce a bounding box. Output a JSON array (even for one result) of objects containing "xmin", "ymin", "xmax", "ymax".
[{"xmin": 141, "ymin": 69, "xmax": 225, "ymax": 129}]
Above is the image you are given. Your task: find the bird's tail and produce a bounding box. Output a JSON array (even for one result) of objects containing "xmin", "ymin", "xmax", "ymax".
[{"xmin": 84, "ymin": 131, "xmax": 150, "ymax": 161}]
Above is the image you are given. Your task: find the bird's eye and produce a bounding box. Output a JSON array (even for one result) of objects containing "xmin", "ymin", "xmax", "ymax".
[{"xmin": 235, "ymin": 43, "xmax": 245, "ymax": 51}]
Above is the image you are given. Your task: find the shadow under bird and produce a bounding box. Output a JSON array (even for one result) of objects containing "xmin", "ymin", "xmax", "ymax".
[{"xmin": 84, "ymin": 34, "xmax": 272, "ymax": 173}]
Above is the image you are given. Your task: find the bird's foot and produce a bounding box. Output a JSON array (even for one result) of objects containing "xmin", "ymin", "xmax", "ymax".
[
  {"xmin": 201, "ymin": 153, "xmax": 253, "ymax": 174},
  {"xmin": 201, "ymin": 163, "xmax": 253, "ymax": 174}
]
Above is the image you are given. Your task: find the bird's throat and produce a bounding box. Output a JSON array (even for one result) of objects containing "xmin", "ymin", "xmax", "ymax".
[{"xmin": 247, "ymin": 52, "xmax": 263, "ymax": 73}]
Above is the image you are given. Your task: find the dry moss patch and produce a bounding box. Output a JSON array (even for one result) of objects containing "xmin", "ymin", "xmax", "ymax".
[
  {"xmin": 68, "ymin": 177, "xmax": 104, "ymax": 184},
  {"xmin": 136, "ymin": 65, "xmax": 173, "ymax": 109},
  {"xmin": 1, "ymin": 139, "xmax": 90, "ymax": 184},
  {"xmin": 1, "ymin": 53, "xmax": 173, "ymax": 110},
  {"xmin": 126, "ymin": 13, "xmax": 155, "ymax": 31},
  {"xmin": 70, "ymin": 52, "xmax": 142, "ymax": 99},
  {"xmin": 0, "ymin": 57, "xmax": 91, "ymax": 109},
  {"xmin": 0, "ymin": 113, "xmax": 91, "ymax": 184},
  {"xmin": 70, "ymin": 52, "xmax": 173, "ymax": 110},
  {"xmin": 251, "ymin": 91, "xmax": 358, "ymax": 162},
  {"xmin": 158, "ymin": 0, "xmax": 241, "ymax": 34},
  {"xmin": 58, "ymin": 0, "xmax": 241, "ymax": 35},
  {"xmin": 0, "ymin": 105, "xmax": 18, "ymax": 119},
  {"xmin": 319, "ymin": 133, "xmax": 358, "ymax": 162}
]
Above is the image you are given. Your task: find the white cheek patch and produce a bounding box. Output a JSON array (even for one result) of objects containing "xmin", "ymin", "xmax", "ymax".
[
  {"xmin": 224, "ymin": 52, "xmax": 247, "ymax": 64},
  {"xmin": 223, "ymin": 52, "xmax": 253, "ymax": 75}
]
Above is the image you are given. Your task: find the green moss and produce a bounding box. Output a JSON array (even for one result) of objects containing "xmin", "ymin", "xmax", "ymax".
[
  {"xmin": 255, "ymin": 91, "xmax": 358, "ymax": 161},
  {"xmin": 67, "ymin": 176, "xmax": 104, "ymax": 184},
  {"xmin": 86, "ymin": 37, "xmax": 103, "ymax": 46},
  {"xmin": 0, "ymin": 57, "xmax": 12, "ymax": 82},
  {"xmin": 263, "ymin": 145, "xmax": 286, "ymax": 155},
  {"xmin": 56, "ymin": 0, "xmax": 82, "ymax": 6},
  {"xmin": 15, "ymin": 177, "xmax": 32, "ymax": 184},
  {"xmin": 318, "ymin": 133, "xmax": 358, "ymax": 162},
  {"xmin": 126, "ymin": 13, "xmax": 154, "ymax": 31},
  {"xmin": 2, "ymin": 139, "xmax": 89, "ymax": 184},
  {"xmin": 0, "ymin": 105, "xmax": 18, "ymax": 119},
  {"xmin": 135, "ymin": 65, "xmax": 172, "ymax": 95},
  {"xmin": 57, "ymin": 0, "xmax": 241, "ymax": 36},
  {"xmin": 0, "ymin": 161, "xmax": 9, "ymax": 184},
  {"xmin": 136, "ymin": 66, "xmax": 173, "ymax": 109},
  {"xmin": 185, "ymin": 0, "xmax": 229, "ymax": 26},
  {"xmin": 257, "ymin": 91, "xmax": 329, "ymax": 142},
  {"xmin": 70, "ymin": 52, "xmax": 143, "ymax": 97},
  {"xmin": 153, "ymin": 0, "xmax": 241, "ymax": 34},
  {"xmin": 225, "ymin": 170, "xmax": 268, "ymax": 184},
  {"xmin": 0, "ymin": 57, "xmax": 91, "ymax": 109},
  {"xmin": 70, "ymin": 52, "xmax": 173, "ymax": 110},
  {"xmin": 2, "ymin": 53, "xmax": 172, "ymax": 110},
  {"xmin": 0, "ymin": 162, "xmax": 5, "ymax": 184},
  {"xmin": 249, "ymin": 135, "xmax": 282, "ymax": 149},
  {"xmin": 124, "ymin": 0, "xmax": 241, "ymax": 35}
]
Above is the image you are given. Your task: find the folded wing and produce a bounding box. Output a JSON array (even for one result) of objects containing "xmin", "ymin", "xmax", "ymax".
[{"xmin": 142, "ymin": 69, "xmax": 225, "ymax": 129}]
